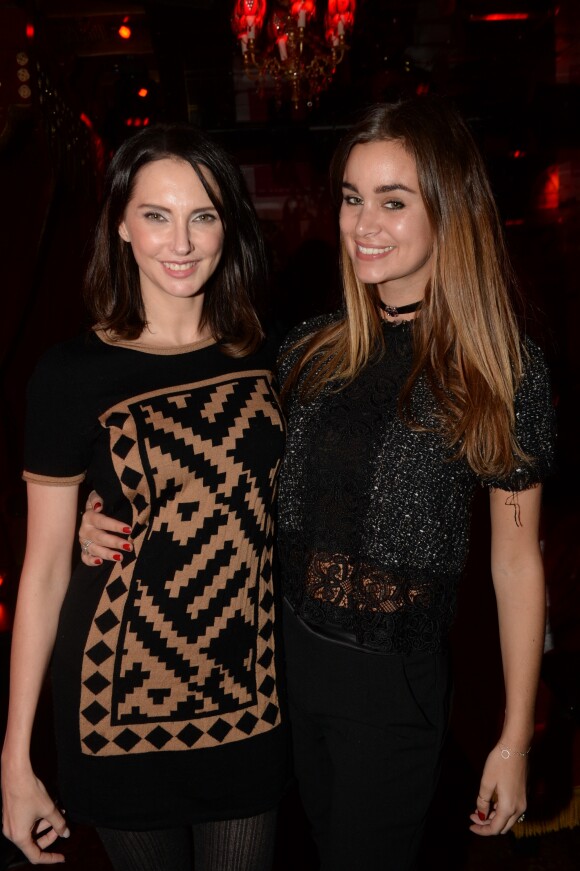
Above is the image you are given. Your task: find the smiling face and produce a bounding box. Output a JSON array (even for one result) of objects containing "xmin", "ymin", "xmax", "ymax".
[
  {"xmin": 118, "ymin": 157, "xmax": 224, "ymax": 312},
  {"xmin": 339, "ymin": 139, "xmax": 434, "ymax": 305}
]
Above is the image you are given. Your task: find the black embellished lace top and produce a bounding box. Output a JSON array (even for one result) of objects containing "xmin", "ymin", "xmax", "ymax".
[{"xmin": 277, "ymin": 312, "xmax": 556, "ymax": 654}]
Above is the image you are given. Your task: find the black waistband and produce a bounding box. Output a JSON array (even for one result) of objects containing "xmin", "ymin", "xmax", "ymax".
[{"xmin": 283, "ymin": 597, "xmax": 395, "ymax": 656}]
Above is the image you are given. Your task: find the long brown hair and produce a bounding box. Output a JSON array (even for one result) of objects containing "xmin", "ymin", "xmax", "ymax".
[
  {"xmin": 282, "ymin": 96, "xmax": 527, "ymax": 478},
  {"xmin": 83, "ymin": 123, "xmax": 266, "ymax": 356}
]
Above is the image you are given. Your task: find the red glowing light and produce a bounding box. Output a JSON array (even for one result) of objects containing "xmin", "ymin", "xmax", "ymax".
[
  {"xmin": 80, "ymin": 112, "xmax": 93, "ymax": 129},
  {"xmin": 291, "ymin": 1, "xmax": 317, "ymax": 25},
  {"xmin": 325, "ymin": 0, "xmax": 357, "ymax": 46},
  {"xmin": 138, "ymin": 88, "xmax": 148, "ymax": 98},
  {"xmin": 0, "ymin": 604, "xmax": 11, "ymax": 632},
  {"xmin": 537, "ymin": 166, "xmax": 559, "ymax": 210},
  {"xmin": 26, "ymin": 22, "xmax": 34, "ymax": 39},
  {"xmin": 470, "ymin": 13, "xmax": 531, "ymax": 22},
  {"xmin": 511, "ymin": 149, "xmax": 526, "ymax": 159},
  {"xmin": 231, "ymin": 0, "xmax": 267, "ymax": 39},
  {"xmin": 118, "ymin": 24, "xmax": 132, "ymax": 39}
]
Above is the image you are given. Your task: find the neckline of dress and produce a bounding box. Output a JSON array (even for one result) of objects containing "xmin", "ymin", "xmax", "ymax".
[{"xmin": 93, "ymin": 329, "xmax": 217, "ymax": 356}]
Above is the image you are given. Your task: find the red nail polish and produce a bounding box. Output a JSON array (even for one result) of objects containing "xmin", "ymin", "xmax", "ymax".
[
  {"xmin": 122, "ymin": 527, "xmax": 131, "ymax": 534},
  {"xmin": 122, "ymin": 543, "xmax": 132, "ymax": 551},
  {"xmin": 113, "ymin": 554, "xmax": 122, "ymax": 561},
  {"xmin": 477, "ymin": 811, "xmax": 486, "ymax": 821},
  {"xmin": 94, "ymin": 502, "xmax": 102, "ymax": 510},
  {"xmin": 94, "ymin": 558, "xmax": 103, "ymax": 565}
]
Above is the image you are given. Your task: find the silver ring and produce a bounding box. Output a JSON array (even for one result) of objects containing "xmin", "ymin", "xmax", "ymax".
[
  {"xmin": 81, "ymin": 539, "xmax": 92, "ymax": 555},
  {"xmin": 517, "ymin": 813, "xmax": 526, "ymax": 823}
]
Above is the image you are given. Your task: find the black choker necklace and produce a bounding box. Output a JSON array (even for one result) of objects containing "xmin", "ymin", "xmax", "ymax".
[{"xmin": 377, "ymin": 299, "xmax": 422, "ymax": 318}]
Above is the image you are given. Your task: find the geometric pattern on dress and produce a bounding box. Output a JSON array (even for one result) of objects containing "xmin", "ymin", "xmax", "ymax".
[{"xmin": 80, "ymin": 371, "xmax": 284, "ymax": 755}]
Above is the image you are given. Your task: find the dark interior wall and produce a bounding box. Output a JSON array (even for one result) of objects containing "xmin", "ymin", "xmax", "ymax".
[{"xmin": 0, "ymin": 120, "xmax": 100, "ymax": 613}]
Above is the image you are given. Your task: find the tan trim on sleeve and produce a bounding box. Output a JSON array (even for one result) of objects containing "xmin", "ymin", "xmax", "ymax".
[{"xmin": 22, "ymin": 470, "xmax": 86, "ymax": 486}]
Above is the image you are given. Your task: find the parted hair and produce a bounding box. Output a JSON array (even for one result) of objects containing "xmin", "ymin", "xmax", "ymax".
[
  {"xmin": 282, "ymin": 95, "xmax": 528, "ymax": 479},
  {"xmin": 83, "ymin": 123, "xmax": 266, "ymax": 355}
]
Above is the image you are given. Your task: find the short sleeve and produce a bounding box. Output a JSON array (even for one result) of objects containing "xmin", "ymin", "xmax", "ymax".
[
  {"xmin": 23, "ymin": 342, "xmax": 91, "ymax": 485},
  {"xmin": 486, "ymin": 337, "xmax": 556, "ymax": 492}
]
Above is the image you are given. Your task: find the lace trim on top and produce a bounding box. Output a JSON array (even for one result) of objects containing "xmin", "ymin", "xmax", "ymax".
[
  {"xmin": 305, "ymin": 551, "xmax": 427, "ymax": 614},
  {"xmin": 284, "ymin": 550, "xmax": 459, "ymax": 654}
]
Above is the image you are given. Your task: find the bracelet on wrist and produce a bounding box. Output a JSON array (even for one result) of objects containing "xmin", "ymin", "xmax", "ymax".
[{"xmin": 499, "ymin": 743, "xmax": 531, "ymax": 759}]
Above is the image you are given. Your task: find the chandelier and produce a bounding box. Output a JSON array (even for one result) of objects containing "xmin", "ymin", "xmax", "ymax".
[{"xmin": 231, "ymin": 1, "xmax": 357, "ymax": 110}]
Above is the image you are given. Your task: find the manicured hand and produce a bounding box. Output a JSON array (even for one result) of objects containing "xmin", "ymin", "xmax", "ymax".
[{"xmin": 79, "ymin": 491, "xmax": 132, "ymax": 565}]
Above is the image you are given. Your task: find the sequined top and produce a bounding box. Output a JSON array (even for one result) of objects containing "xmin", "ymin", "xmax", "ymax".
[{"xmin": 277, "ymin": 312, "xmax": 556, "ymax": 654}]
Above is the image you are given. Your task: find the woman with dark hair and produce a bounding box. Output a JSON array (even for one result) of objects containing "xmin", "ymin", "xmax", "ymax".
[
  {"xmin": 1, "ymin": 124, "xmax": 290, "ymax": 870},
  {"xmin": 76, "ymin": 96, "xmax": 555, "ymax": 870}
]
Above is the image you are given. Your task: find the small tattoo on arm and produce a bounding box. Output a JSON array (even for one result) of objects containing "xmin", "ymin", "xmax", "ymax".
[{"xmin": 505, "ymin": 491, "xmax": 522, "ymax": 527}]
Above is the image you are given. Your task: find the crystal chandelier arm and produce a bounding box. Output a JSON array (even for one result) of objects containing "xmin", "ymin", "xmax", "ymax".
[{"xmin": 232, "ymin": 0, "xmax": 356, "ymax": 109}]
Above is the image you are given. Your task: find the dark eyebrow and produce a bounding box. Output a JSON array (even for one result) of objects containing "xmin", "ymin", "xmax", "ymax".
[
  {"xmin": 342, "ymin": 181, "xmax": 417, "ymax": 195},
  {"xmin": 137, "ymin": 203, "xmax": 218, "ymax": 214}
]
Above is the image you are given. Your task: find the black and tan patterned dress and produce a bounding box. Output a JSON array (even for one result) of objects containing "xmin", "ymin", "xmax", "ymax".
[{"xmin": 23, "ymin": 330, "xmax": 290, "ymax": 829}]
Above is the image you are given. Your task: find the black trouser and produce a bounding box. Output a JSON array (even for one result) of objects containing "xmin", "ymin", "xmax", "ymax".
[
  {"xmin": 97, "ymin": 810, "xmax": 277, "ymax": 871},
  {"xmin": 283, "ymin": 604, "xmax": 451, "ymax": 871}
]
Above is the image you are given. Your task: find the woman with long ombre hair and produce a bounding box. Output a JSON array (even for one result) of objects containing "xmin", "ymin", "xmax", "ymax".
[
  {"xmin": 282, "ymin": 95, "xmax": 525, "ymax": 473},
  {"xmin": 276, "ymin": 95, "xmax": 555, "ymax": 870}
]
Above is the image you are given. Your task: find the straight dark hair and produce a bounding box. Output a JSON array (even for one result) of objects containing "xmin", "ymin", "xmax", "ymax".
[{"xmin": 83, "ymin": 123, "xmax": 266, "ymax": 355}]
